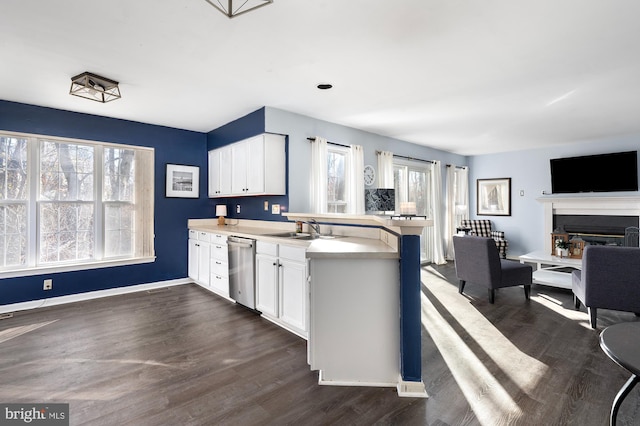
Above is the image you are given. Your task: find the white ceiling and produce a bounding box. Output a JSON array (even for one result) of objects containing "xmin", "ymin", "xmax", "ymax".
[{"xmin": 2, "ymin": 0, "xmax": 640, "ymax": 155}]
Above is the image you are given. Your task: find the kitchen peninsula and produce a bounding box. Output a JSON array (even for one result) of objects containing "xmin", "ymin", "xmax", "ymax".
[{"xmin": 187, "ymin": 214, "xmax": 430, "ymax": 398}]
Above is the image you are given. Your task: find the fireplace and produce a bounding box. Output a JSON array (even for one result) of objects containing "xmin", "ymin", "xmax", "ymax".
[{"xmin": 538, "ymin": 195, "xmax": 640, "ymax": 252}]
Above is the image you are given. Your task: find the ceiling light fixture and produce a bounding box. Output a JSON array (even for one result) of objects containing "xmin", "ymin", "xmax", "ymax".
[
  {"xmin": 69, "ymin": 72, "xmax": 121, "ymax": 103},
  {"xmin": 204, "ymin": 0, "xmax": 273, "ymax": 18}
]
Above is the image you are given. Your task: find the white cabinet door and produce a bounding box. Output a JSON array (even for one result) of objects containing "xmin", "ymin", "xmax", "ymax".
[
  {"xmin": 197, "ymin": 241, "xmax": 211, "ymax": 286},
  {"xmin": 219, "ymin": 147, "xmax": 232, "ymax": 196},
  {"xmin": 208, "ymin": 150, "xmax": 219, "ymax": 198},
  {"xmin": 208, "ymin": 147, "xmax": 232, "ymax": 197},
  {"xmin": 231, "ymin": 141, "xmax": 248, "ymax": 194},
  {"xmin": 188, "ymin": 238, "xmax": 199, "ymax": 280},
  {"xmin": 279, "ymin": 258, "xmax": 308, "ymax": 334},
  {"xmin": 256, "ymin": 253, "xmax": 278, "ymax": 317},
  {"xmin": 245, "ymin": 135, "xmax": 265, "ymax": 195}
]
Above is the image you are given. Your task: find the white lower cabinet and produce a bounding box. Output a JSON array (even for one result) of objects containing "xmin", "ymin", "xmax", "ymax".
[
  {"xmin": 188, "ymin": 230, "xmax": 210, "ymax": 287},
  {"xmin": 256, "ymin": 241, "xmax": 309, "ymax": 339},
  {"xmin": 209, "ymin": 234, "xmax": 229, "ymax": 298},
  {"xmin": 188, "ymin": 230, "xmax": 229, "ymax": 299}
]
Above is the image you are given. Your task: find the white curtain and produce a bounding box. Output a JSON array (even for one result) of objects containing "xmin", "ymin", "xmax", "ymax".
[
  {"xmin": 310, "ymin": 136, "xmax": 328, "ymax": 213},
  {"xmin": 445, "ymin": 165, "xmax": 469, "ymax": 259},
  {"xmin": 431, "ymin": 161, "xmax": 446, "ymax": 264},
  {"xmin": 377, "ymin": 150, "xmax": 394, "ymax": 188},
  {"xmin": 349, "ymin": 144, "xmax": 365, "ymax": 214}
]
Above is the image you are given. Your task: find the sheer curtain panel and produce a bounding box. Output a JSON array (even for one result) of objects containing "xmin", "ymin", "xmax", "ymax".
[
  {"xmin": 445, "ymin": 165, "xmax": 469, "ymax": 259},
  {"xmin": 310, "ymin": 136, "xmax": 328, "ymax": 213},
  {"xmin": 349, "ymin": 144, "xmax": 365, "ymax": 214},
  {"xmin": 430, "ymin": 161, "xmax": 446, "ymax": 264},
  {"xmin": 377, "ymin": 150, "xmax": 394, "ymax": 188}
]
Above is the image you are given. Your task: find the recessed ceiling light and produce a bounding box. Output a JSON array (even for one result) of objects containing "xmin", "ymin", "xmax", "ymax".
[{"xmin": 317, "ymin": 83, "xmax": 333, "ymax": 90}]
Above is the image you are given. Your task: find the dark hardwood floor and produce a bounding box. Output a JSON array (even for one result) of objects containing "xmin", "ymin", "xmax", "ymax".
[{"xmin": 1, "ymin": 263, "xmax": 638, "ymax": 425}]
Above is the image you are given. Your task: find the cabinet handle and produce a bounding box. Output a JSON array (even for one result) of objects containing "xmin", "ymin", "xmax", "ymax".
[
  {"xmin": 216, "ymin": 261, "xmax": 222, "ymax": 265},
  {"xmin": 272, "ymin": 262, "xmax": 277, "ymax": 266}
]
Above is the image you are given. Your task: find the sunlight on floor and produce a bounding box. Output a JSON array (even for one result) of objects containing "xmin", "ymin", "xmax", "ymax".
[
  {"xmin": 532, "ymin": 291, "xmax": 593, "ymax": 330},
  {"xmin": 0, "ymin": 320, "xmax": 58, "ymax": 344},
  {"xmin": 421, "ymin": 266, "xmax": 549, "ymax": 425}
]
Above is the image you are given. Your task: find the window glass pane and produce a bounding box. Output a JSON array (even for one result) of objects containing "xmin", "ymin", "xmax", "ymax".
[
  {"xmin": 0, "ymin": 204, "xmax": 27, "ymax": 267},
  {"xmin": 39, "ymin": 141, "xmax": 94, "ymax": 201},
  {"xmin": 39, "ymin": 203, "xmax": 94, "ymax": 263},
  {"xmin": 409, "ymin": 169, "xmax": 428, "ymax": 216},
  {"xmin": 105, "ymin": 203, "xmax": 134, "ymax": 257},
  {"xmin": 0, "ymin": 137, "xmax": 28, "ymax": 201},
  {"xmin": 104, "ymin": 148, "xmax": 135, "ymax": 202},
  {"xmin": 327, "ymin": 150, "xmax": 346, "ymax": 210}
]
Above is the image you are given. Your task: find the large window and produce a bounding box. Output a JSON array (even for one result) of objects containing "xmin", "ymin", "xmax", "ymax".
[{"xmin": 0, "ymin": 132, "xmax": 154, "ymax": 277}]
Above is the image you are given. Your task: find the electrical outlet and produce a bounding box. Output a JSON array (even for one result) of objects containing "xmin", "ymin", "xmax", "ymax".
[
  {"xmin": 43, "ymin": 279, "xmax": 52, "ymax": 290},
  {"xmin": 272, "ymin": 204, "xmax": 280, "ymax": 214},
  {"xmin": 236, "ymin": 204, "xmax": 240, "ymax": 214}
]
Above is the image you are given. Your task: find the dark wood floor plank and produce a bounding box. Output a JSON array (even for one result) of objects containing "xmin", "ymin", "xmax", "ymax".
[{"xmin": 1, "ymin": 264, "xmax": 639, "ymax": 425}]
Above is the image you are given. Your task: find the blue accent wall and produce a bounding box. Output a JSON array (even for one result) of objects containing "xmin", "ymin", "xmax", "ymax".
[{"xmin": 0, "ymin": 100, "xmax": 209, "ymax": 305}]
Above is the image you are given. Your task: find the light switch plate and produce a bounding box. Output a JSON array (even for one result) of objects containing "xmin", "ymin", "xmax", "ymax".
[
  {"xmin": 264, "ymin": 201, "xmax": 269, "ymax": 211},
  {"xmin": 272, "ymin": 204, "xmax": 280, "ymax": 214}
]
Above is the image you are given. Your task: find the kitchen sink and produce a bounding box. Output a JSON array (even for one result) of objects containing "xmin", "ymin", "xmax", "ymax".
[{"xmin": 265, "ymin": 232, "xmax": 343, "ymax": 240}]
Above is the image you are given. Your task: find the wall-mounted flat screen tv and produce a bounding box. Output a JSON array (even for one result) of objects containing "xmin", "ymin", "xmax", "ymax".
[{"xmin": 550, "ymin": 150, "xmax": 638, "ymax": 194}]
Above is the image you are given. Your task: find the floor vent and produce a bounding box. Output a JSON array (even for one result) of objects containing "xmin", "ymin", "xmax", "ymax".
[{"xmin": 0, "ymin": 313, "xmax": 14, "ymax": 320}]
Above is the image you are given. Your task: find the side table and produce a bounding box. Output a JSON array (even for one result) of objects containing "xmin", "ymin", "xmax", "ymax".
[{"xmin": 599, "ymin": 322, "xmax": 640, "ymax": 425}]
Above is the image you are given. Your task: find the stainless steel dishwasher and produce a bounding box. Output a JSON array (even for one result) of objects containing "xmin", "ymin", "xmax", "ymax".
[{"xmin": 227, "ymin": 236, "xmax": 256, "ymax": 310}]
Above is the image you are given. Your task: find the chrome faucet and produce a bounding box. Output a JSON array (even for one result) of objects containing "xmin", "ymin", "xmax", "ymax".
[{"xmin": 304, "ymin": 219, "xmax": 321, "ymax": 236}]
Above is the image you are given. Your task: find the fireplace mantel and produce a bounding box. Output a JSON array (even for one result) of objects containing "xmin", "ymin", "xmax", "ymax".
[{"xmin": 537, "ymin": 194, "xmax": 640, "ymax": 252}]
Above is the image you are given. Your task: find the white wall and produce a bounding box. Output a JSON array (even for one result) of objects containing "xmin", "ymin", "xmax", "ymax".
[
  {"xmin": 265, "ymin": 107, "xmax": 468, "ymax": 213},
  {"xmin": 469, "ymin": 134, "xmax": 640, "ymax": 256}
]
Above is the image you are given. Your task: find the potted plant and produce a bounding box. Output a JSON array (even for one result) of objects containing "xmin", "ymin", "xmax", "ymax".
[{"xmin": 555, "ymin": 239, "xmax": 570, "ymax": 257}]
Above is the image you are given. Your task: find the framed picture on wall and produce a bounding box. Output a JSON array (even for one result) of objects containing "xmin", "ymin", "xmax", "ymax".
[
  {"xmin": 166, "ymin": 164, "xmax": 199, "ymax": 198},
  {"xmin": 477, "ymin": 178, "xmax": 511, "ymax": 216}
]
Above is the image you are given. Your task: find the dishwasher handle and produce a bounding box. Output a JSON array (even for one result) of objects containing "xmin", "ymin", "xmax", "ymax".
[{"xmin": 228, "ymin": 236, "xmax": 255, "ymax": 249}]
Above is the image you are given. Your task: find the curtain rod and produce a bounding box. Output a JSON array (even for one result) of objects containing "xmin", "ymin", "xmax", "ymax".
[
  {"xmin": 307, "ymin": 137, "xmax": 350, "ymax": 149},
  {"xmin": 446, "ymin": 164, "xmax": 468, "ymax": 169},
  {"xmin": 376, "ymin": 150, "xmax": 435, "ymax": 164}
]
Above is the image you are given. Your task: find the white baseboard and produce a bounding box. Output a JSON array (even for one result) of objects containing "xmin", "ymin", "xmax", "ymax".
[
  {"xmin": 317, "ymin": 370, "xmax": 397, "ymax": 389},
  {"xmin": 397, "ymin": 377, "xmax": 429, "ymax": 398},
  {"xmin": 0, "ymin": 278, "xmax": 192, "ymax": 315}
]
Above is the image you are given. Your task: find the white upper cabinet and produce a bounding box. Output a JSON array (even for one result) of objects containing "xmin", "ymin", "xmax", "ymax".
[
  {"xmin": 208, "ymin": 146, "xmax": 232, "ymax": 197},
  {"xmin": 209, "ymin": 133, "xmax": 286, "ymax": 198}
]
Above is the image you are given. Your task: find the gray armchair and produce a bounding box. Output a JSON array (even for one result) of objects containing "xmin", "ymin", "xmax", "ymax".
[
  {"xmin": 572, "ymin": 245, "xmax": 640, "ymax": 329},
  {"xmin": 453, "ymin": 235, "xmax": 532, "ymax": 303}
]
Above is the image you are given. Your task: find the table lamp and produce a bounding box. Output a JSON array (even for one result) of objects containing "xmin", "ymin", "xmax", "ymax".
[{"xmin": 216, "ymin": 205, "xmax": 227, "ymax": 226}]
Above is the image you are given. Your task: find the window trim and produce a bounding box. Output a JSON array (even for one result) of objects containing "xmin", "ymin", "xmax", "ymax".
[
  {"xmin": 0, "ymin": 130, "xmax": 155, "ymax": 278},
  {"xmin": 0, "ymin": 256, "xmax": 156, "ymax": 279}
]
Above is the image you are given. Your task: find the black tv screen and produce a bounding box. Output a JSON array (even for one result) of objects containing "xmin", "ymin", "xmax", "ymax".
[{"xmin": 550, "ymin": 151, "xmax": 638, "ymax": 194}]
